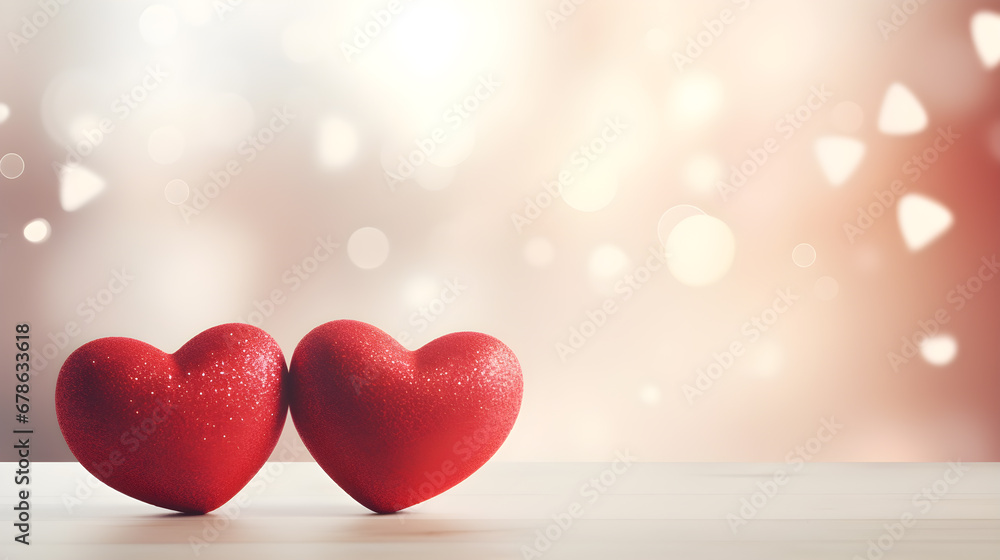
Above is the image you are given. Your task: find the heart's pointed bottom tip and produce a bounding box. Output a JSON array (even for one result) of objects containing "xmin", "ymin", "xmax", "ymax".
[
  {"xmin": 171, "ymin": 509, "xmax": 211, "ymax": 516},
  {"xmin": 369, "ymin": 505, "xmax": 406, "ymax": 514},
  {"xmin": 163, "ymin": 503, "xmax": 216, "ymax": 515}
]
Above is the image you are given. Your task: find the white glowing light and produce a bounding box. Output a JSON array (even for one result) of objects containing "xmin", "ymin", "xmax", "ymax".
[
  {"xmin": 971, "ymin": 11, "xmax": 1000, "ymax": 70},
  {"xmin": 164, "ymin": 179, "xmax": 190, "ymax": 205},
  {"xmin": 0, "ymin": 153, "xmax": 25, "ymax": 179},
  {"xmin": 389, "ymin": 1, "xmax": 468, "ymax": 76},
  {"xmin": 814, "ymin": 136, "xmax": 866, "ymax": 186},
  {"xmin": 524, "ymin": 237, "xmax": 554, "ymax": 267},
  {"xmin": 139, "ymin": 4, "xmax": 178, "ymax": 46},
  {"xmin": 665, "ymin": 215, "xmax": 735, "ymax": 287},
  {"xmin": 348, "ymin": 227, "xmax": 390, "ymax": 270},
  {"xmin": 683, "ymin": 155, "xmax": 723, "ymax": 193},
  {"xmin": 427, "ymin": 126, "xmax": 475, "ymax": 168},
  {"xmin": 669, "ymin": 74, "xmax": 724, "ymax": 126},
  {"xmin": 792, "ymin": 243, "xmax": 817, "ymax": 268},
  {"xmin": 317, "ymin": 116, "xmax": 360, "ymax": 168},
  {"xmin": 639, "ymin": 384, "xmax": 661, "ymax": 405},
  {"xmin": 404, "ymin": 276, "xmax": 438, "ymax": 307},
  {"xmin": 0, "ymin": 103, "xmax": 9, "ymax": 124},
  {"xmin": 282, "ymin": 20, "xmax": 325, "ymax": 64},
  {"xmin": 814, "ymin": 276, "xmax": 839, "ymax": 301},
  {"xmin": 414, "ymin": 163, "xmax": 455, "ymax": 191},
  {"xmin": 656, "ymin": 204, "xmax": 706, "ymax": 246},
  {"xmin": 560, "ymin": 161, "xmax": 618, "ymax": 212},
  {"xmin": 358, "ymin": 1, "xmax": 503, "ymax": 120},
  {"xmin": 748, "ymin": 341, "xmax": 784, "ymax": 377},
  {"xmin": 897, "ymin": 193, "xmax": 953, "ymax": 252},
  {"xmin": 59, "ymin": 166, "xmax": 105, "ymax": 211},
  {"xmin": 920, "ymin": 335, "xmax": 957, "ymax": 366},
  {"xmin": 177, "ymin": 0, "xmax": 213, "ymax": 26},
  {"xmin": 66, "ymin": 113, "xmax": 101, "ymax": 145},
  {"xmin": 192, "ymin": 93, "xmax": 255, "ymax": 148},
  {"xmin": 148, "ymin": 126, "xmax": 186, "ymax": 165},
  {"xmin": 645, "ymin": 29, "xmax": 670, "ymax": 54},
  {"xmin": 878, "ymin": 83, "xmax": 928, "ymax": 136},
  {"xmin": 589, "ymin": 244, "xmax": 630, "ymax": 279},
  {"xmin": 24, "ymin": 219, "xmax": 51, "ymax": 243}
]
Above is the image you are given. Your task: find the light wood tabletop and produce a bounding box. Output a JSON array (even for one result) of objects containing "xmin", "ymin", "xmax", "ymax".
[{"xmin": 3, "ymin": 461, "xmax": 999, "ymax": 559}]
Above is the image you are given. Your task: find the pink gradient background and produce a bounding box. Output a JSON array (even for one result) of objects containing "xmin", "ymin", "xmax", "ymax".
[{"xmin": 1, "ymin": 0, "xmax": 999, "ymax": 462}]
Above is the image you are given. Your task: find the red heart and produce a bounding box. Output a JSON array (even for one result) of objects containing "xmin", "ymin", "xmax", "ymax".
[
  {"xmin": 288, "ymin": 320, "xmax": 523, "ymax": 513},
  {"xmin": 56, "ymin": 323, "xmax": 287, "ymax": 514}
]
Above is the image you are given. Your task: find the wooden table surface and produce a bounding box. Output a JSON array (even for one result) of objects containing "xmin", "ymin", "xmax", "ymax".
[{"xmin": 3, "ymin": 461, "xmax": 999, "ymax": 559}]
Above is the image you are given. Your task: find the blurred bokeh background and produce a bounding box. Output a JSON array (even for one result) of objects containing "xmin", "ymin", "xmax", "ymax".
[{"xmin": 2, "ymin": 0, "xmax": 999, "ymax": 462}]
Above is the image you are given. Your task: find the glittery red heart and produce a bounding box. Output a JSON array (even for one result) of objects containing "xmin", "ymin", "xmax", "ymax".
[
  {"xmin": 55, "ymin": 323, "xmax": 287, "ymax": 514},
  {"xmin": 288, "ymin": 320, "xmax": 523, "ymax": 513}
]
